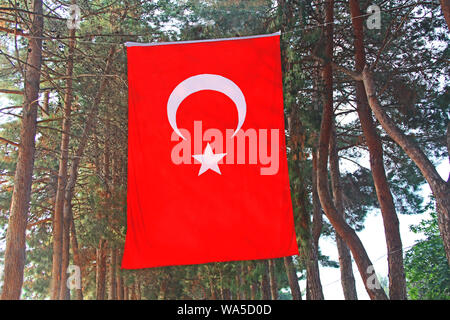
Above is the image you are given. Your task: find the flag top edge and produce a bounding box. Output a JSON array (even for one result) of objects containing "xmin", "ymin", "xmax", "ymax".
[{"xmin": 124, "ymin": 31, "xmax": 281, "ymax": 47}]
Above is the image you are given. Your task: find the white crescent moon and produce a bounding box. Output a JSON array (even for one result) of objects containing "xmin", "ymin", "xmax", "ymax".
[{"xmin": 167, "ymin": 74, "xmax": 246, "ymax": 140}]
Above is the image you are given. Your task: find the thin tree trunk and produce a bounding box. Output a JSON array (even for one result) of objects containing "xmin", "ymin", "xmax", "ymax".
[
  {"xmin": 223, "ymin": 288, "xmax": 231, "ymax": 300},
  {"xmin": 283, "ymin": 256, "xmax": 302, "ymax": 300},
  {"xmin": 62, "ymin": 44, "xmax": 116, "ymax": 230},
  {"xmin": 59, "ymin": 201, "xmax": 72, "ymax": 300},
  {"xmin": 116, "ymin": 249, "xmax": 124, "ymax": 300},
  {"xmin": 70, "ymin": 218, "xmax": 83, "ymax": 300},
  {"xmin": 295, "ymin": 154, "xmax": 323, "ymax": 300},
  {"xmin": 96, "ymin": 239, "xmax": 107, "ymax": 300},
  {"xmin": 209, "ymin": 277, "xmax": 217, "ymax": 300},
  {"xmin": 0, "ymin": 0, "xmax": 43, "ymax": 300},
  {"xmin": 240, "ymin": 262, "xmax": 247, "ymax": 300},
  {"xmin": 53, "ymin": 46, "xmax": 115, "ymax": 301},
  {"xmin": 317, "ymin": 0, "xmax": 388, "ymax": 300},
  {"xmin": 349, "ymin": 0, "xmax": 406, "ymax": 299},
  {"xmin": 124, "ymin": 286, "xmax": 129, "ymax": 300},
  {"xmin": 307, "ymin": 152, "xmax": 324, "ymax": 300},
  {"xmin": 268, "ymin": 259, "xmax": 278, "ymax": 300},
  {"xmin": 235, "ymin": 273, "xmax": 241, "ymax": 300},
  {"xmin": 130, "ymin": 282, "xmax": 137, "ymax": 300},
  {"xmin": 261, "ymin": 260, "xmax": 271, "ymax": 300},
  {"xmin": 136, "ymin": 278, "xmax": 141, "ymax": 300},
  {"xmin": 158, "ymin": 277, "xmax": 169, "ymax": 300},
  {"xmin": 361, "ymin": 66, "xmax": 450, "ymax": 266},
  {"xmin": 54, "ymin": 3, "xmax": 77, "ymax": 298},
  {"xmin": 248, "ymin": 264, "xmax": 258, "ymax": 300},
  {"xmin": 109, "ymin": 247, "xmax": 117, "ymax": 300},
  {"xmin": 305, "ymin": 243, "xmax": 323, "ymax": 299},
  {"xmin": 329, "ymin": 122, "xmax": 358, "ymax": 300}
]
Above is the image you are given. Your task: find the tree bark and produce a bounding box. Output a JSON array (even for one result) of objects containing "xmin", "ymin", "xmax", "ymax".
[
  {"xmin": 235, "ymin": 272, "xmax": 241, "ymax": 300},
  {"xmin": 248, "ymin": 263, "xmax": 258, "ymax": 300},
  {"xmin": 283, "ymin": 256, "xmax": 302, "ymax": 300},
  {"xmin": 109, "ymin": 247, "xmax": 117, "ymax": 300},
  {"xmin": 130, "ymin": 282, "xmax": 137, "ymax": 300},
  {"xmin": 268, "ymin": 259, "xmax": 278, "ymax": 300},
  {"xmin": 209, "ymin": 276, "xmax": 217, "ymax": 300},
  {"xmin": 58, "ymin": 201, "xmax": 72, "ymax": 300},
  {"xmin": 70, "ymin": 218, "xmax": 83, "ymax": 300},
  {"xmin": 329, "ymin": 122, "xmax": 358, "ymax": 300},
  {"xmin": 316, "ymin": 0, "xmax": 388, "ymax": 300},
  {"xmin": 53, "ymin": 2, "xmax": 77, "ymax": 298},
  {"xmin": 260, "ymin": 260, "xmax": 271, "ymax": 300},
  {"xmin": 95, "ymin": 239, "xmax": 107, "ymax": 300},
  {"xmin": 306, "ymin": 152, "xmax": 324, "ymax": 300},
  {"xmin": 54, "ymin": 46, "xmax": 115, "ymax": 301},
  {"xmin": 0, "ymin": 0, "xmax": 43, "ymax": 300},
  {"xmin": 116, "ymin": 249, "xmax": 124, "ymax": 300},
  {"xmin": 158, "ymin": 276, "xmax": 169, "ymax": 300},
  {"xmin": 349, "ymin": 0, "xmax": 406, "ymax": 300},
  {"xmin": 440, "ymin": 0, "xmax": 450, "ymax": 30},
  {"xmin": 361, "ymin": 66, "xmax": 450, "ymax": 266},
  {"xmin": 239, "ymin": 262, "xmax": 247, "ymax": 300},
  {"xmin": 124, "ymin": 286, "xmax": 129, "ymax": 300},
  {"xmin": 136, "ymin": 278, "xmax": 141, "ymax": 300}
]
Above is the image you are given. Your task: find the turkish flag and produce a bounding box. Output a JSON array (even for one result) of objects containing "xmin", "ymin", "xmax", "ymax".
[{"xmin": 122, "ymin": 32, "xmax": 299, "ymax": 268}]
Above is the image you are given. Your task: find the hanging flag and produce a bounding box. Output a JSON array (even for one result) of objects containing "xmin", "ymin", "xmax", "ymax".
[{"xmin": 123, "ymin": 32, "xmax": 299, "ymax": 269}]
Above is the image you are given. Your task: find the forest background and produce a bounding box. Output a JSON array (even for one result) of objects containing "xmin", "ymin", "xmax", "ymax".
[{"xmin": 0, "ymin": 0, "xmax": 449, "ymax": 300}]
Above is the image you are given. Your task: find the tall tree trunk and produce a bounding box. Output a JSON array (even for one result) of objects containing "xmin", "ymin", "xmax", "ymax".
[
  {"xmin": 0, "ymin": 0, "xmax": 43, "ymax": 300},
  {"xmin": 96, "ymin": 239, "xmax": 107, "ymax": 300},
  {"xmin": 317, "ymin": 0, "xmax": 388, "ymax": 300},
  {"xmin": 306, "ymin": 152, "xmax": 324, "ymax": 300},
  {"xmin": 124, "ymin": 286, "xmax": 129, "ymax": 300},
  {"xmin": 361, "ymin": 66, "xmax": 450, "ymax": 266},
  {"xmin": 349, "ymin": 0, "xmax": 406, "ymax": 300},
  {"xmin": 260, "ymin": 260, "xmax": 271, "ymax": 300},
  {"xmin": 283, "ymin": 256, "xmax": 302, "ymax": 300},
  {"xmin": 440, "ymin": 0, "xmax": 450, "ymax": 30},
  {"xmin": 158, "ymin": 276, "xmax": 169, "ymax": 300},
  {"xmin": 136, "ymin": 278, "xmax": 141, "ymax": 300},
  {"xmin": 70, "ymin": 218, "xmax": 83, "ymax": 300},
  {"xmin": 54, "ymin": 4, "xmax": 77, "ymax": 298},
  {"xmin": 130, "ymin": 282, "xmax": 137, "ymax": 300},
  {"xmin": 223, "ymin": 288, "xmax": 231, "ymax": 300},
  {"xmin": 109, "ymin": 247, "xmax": 117, "ymax": 300},
  {"xmin": 53, "ymin": 46, "xmax": 115, "ymax": 301},
  {"xmin": 116, "ymin": 249, "xmax": 124, "ymax": 300},
  {"xmin": 329, "ymin": 122, "xmax": 358, "ymax": 300},
  {"xmin": 219, "ymin": 270, "xmax": 225, "ymax": 300},
  {"xmin": 235, "ymin": 272, "xmax": 241, "ymax": 300},
  {"xmin": 239, "ymin": 262, "xmax": 247, "ymax": 300},
  {"xmin": 268, "ymin": 259, "xmax": 278, "ymax": 300},
  {"xmin": 209, "ymin": 277, "xmax": 217, "ymax": 300},
  {"xmin": 248, "ymin": 263, "xmax": 258, "ymax": 300},
  {"xmin": 305, "ymin": 251, "xmax": 323, "ymax": 300}
]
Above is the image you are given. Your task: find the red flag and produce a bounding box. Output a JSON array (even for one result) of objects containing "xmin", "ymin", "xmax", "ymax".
[{"xmin": 122, "ymin": 32, "xmax": 299, "ymax": 269}]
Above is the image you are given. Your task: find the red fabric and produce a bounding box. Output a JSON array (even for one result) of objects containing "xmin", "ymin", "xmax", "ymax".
[{"xmin": 123, "ymin": 34, "xmax": 299, "ymax": 269}]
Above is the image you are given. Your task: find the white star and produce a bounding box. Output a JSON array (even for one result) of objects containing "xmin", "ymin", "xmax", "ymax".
[{"xmin": 192, "ymin": 143, "xmax": 227, "ymax": 176}]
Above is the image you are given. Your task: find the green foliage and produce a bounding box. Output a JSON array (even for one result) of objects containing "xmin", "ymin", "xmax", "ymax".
[{"xmin": 405, "ymin": 212, "xmax": 450, "ymax": 300}]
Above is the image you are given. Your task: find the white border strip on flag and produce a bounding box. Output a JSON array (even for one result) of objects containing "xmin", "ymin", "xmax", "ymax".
[{"xmin": 124, "ymin": 31, "xmax": 281, "ymax": 47}]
